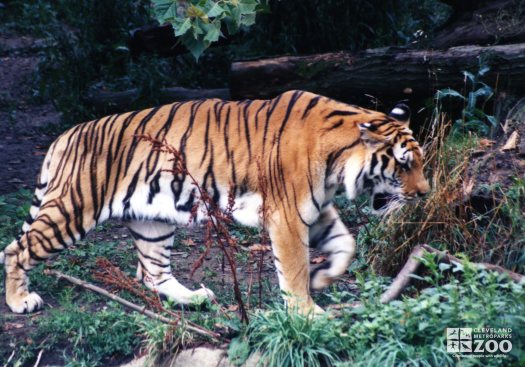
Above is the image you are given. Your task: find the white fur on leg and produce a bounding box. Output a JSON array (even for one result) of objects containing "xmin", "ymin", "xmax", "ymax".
[
  {"xmin": 7, "ymin": 291, "xmax": 43, "ymax": 314},
  {"xmin": 128, "ymin": 220, "xmax": 215, "ymax": 305}
]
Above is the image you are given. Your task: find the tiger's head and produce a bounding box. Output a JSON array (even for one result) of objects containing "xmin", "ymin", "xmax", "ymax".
[{"xmin": 344, "ymin": 104, "xmax": 430, "ymax": 215}]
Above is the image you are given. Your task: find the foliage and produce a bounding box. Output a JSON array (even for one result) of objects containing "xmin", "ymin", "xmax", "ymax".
[
  {"xmin": 0, "ymin": 189, "xmax": 32, "ymax": 249},
  {"xmin": 151, "ymin": 0, "xmax": 264, "ymax": 59},
  {"xmin": 234, "ymin": 258, "xmax": 525, "ymax": 366},
  {"xmin": 34, "ymin": 302, "xmax": 141, "ymax": 366},
  {"xmin": 436, "ymin": 63, "xmax": 497, "ymax": 136},
  {"xmin": 231, "ymin": 307, "xmax": 342, "ymax": 366},
  {"xmin": 1, "ymin": 0, "xmax": 451, "ymax": 130},
  {"xmin": 244, "ymin": 0, "xmax": 450, "ymax": 55},
  {"xmin": 359, "ymin": 110, "xmax": 525, "ymax": 275}
]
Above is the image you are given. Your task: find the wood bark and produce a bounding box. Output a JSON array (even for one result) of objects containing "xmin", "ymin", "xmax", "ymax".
[{"xmin": 230, "ymin": 43, "xmax": 525, "ymax": 102}]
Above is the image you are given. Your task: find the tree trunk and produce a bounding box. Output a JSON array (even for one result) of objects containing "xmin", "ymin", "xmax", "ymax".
[{"xmin": 230, "ymin": 43, "xmax": 525, "ymax": 102}]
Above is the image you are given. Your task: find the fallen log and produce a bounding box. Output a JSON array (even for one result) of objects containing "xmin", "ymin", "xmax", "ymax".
[{"xmin": 230, "ymin": 43, "xmax": 525, "ymax": 102}]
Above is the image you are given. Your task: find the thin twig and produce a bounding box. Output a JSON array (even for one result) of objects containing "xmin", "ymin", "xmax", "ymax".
[
  {"xmin": 43, "ymin": 269, "xmax": 221, "ymax": 341},
  {"xmin": 4, "ymin": 350, "xmax": 15, "ymax": 367},
  {"xmin": 33, "ymin": 349, "xmax": 44, "ymax": 367}
]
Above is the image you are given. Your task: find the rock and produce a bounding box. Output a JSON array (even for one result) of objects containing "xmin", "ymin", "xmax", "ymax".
[
  {"xmin": 173, "ymin": 348, "xmax": 230, "ymax": 367},
  {"xmin": 119, "ymin": 348, "xmax": 265, "ymax": 367}
]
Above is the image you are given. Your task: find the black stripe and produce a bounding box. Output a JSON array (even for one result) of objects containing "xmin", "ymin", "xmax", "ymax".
[
  {"xmin": 176, "ymin": 188, "xmax": 196, "ymax": 212},
  {"xmin": 370, "ymin": 153, "xmax": 378, "ymax": 175},
  {"xmin": 301, "ymin": 95, "xmax": 321, "ymax": 119},
  {"xmin": 325, "ymin": 139, "xmax": 360, "ymax": 178},
  {"xmin": 122, "ymin": 163, "xmax": 143, "ymax": 213},
  {"xmin": 129, "ymin": 228, "xmax": 175, "ymax": 242},
  {"xmin": 325, "ymin": 110, "xmax": 358, "ymax": 119},
  {"xmin": 135, "ymin": 247, "xmax": 170, "ymax": 268},
  {"xmin": 148, "ymin": 171, "xmax": 162, "ymax": 204},
  {"xmin": 310, "ymin": 220, "xmax": 336, "ymax": 248},
  {"xmin": 323, "ymin": 119, "xmax": 344, "ymax": 132}
]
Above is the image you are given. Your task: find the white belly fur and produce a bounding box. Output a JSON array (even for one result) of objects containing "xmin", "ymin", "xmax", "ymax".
[{"xmin": 102, "ymin": 176, "xmax": 263, "ymax": 228}]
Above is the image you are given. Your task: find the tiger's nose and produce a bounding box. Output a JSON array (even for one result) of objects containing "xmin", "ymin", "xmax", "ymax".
[{"xmin": 417, "ymin": 181, "xmax": 430, "ymax": 197}]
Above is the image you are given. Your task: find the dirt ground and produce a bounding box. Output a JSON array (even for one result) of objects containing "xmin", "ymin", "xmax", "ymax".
[{"xmin": 0, "ymin": 34, "xmax": 60, "ymax": 194}]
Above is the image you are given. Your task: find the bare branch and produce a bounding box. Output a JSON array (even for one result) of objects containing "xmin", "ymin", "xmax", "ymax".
[
  {"xmin": 380, "ymin": 245, "xmax": 425, "ymax": 304},
  {"xmin": 43, "ymin": 269, "xmax": 221, "ymax": 341}
]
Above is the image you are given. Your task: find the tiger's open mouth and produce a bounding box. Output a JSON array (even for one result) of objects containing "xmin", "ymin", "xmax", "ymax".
[{"xmin": 372, "ymin": 192, "xmax": 395, "ymax": 211}]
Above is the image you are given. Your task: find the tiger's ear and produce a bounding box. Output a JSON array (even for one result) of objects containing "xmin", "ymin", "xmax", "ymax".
[
  {"xmin": 358, "ymin": 122, "xmax": 391, "ymax": 147},
  {"xmin": 389, "ymin": 103, "xmax": 411, "ymax": 127}
]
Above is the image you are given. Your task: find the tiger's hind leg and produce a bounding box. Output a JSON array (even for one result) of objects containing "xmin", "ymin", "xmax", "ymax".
[
  {"xmin": 3, "ymin": 204, "xmax": 93, "ymax": 313},
  {"xmin": 309, "ymin": 204, "xmax": 355, "ymax": 289},
  {"xmin": 126, "ymin": 221, "xmax": 215, "ymax": 304}
]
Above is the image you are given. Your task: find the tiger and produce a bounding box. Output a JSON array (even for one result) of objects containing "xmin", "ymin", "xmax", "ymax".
[{"xmin": 0, "ymin": 90, "xmax": 429, "ymax": 314}]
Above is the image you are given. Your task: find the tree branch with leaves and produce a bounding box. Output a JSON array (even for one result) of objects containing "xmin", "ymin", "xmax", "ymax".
[{"xmin": 151, "ymin": 0, "xmax": 265, "ymax": 59}]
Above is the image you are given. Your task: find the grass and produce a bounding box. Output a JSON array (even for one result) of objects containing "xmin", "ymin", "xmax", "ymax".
[
  {"xmin": 31, "ymin": 301, "xmax": 143, "ymax": 366},
  {"xmin": 0, "ymin": 189, "xmax": 148, "ymax": 366},
  {"xmin": 232, "ymin": 257, "xmax": 525, "ymax": 367}
]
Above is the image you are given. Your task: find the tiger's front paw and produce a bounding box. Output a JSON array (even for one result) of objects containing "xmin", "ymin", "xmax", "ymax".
[
  {"xmin": 7, "ymin": 291, "xmax": 44, "ymax": 314},
  {"xmin": 310, "ymin": 269, "xmax": 334, "ymax": 289}
]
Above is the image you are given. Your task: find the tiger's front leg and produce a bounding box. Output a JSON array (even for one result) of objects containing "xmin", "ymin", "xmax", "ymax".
[
  {"xmin": 309, "ymin": 204, "xmax": 355, "ymax": 289},
  {"xmin": 126, "ymin": 221, "xmax": 215, "ymax": 304},
  {"xmin": 267, "ymin": 212, "xmax": 323, "ymax": 315}
]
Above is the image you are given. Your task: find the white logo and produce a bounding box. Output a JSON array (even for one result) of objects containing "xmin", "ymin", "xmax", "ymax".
[{"xmin": 446, "ymin": 327, "xmax": 513, "ymax": 358}]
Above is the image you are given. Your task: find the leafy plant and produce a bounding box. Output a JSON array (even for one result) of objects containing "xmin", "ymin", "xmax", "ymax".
[
  {"xmin": 151, "ymin": 0, "xmax": 264, "ymax": 59},
  {"xmin": 232, "ymin": 305, "xmax": 343, "ymax": 367},
  {"xmin": 436, "ymin": 63, "xmax": 497, "ymax": 136},
  {"xmin": 33, "ymin": 302, "xmax": 141, "ymax": 366},
  {"xmin": 236, "ymin": 257, "xmax": 525, "ymax": 366}
]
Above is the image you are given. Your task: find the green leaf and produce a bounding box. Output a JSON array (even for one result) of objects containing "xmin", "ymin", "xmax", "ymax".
[
  {"xmin": 181, "ymin": 33, "xmax": 207, "ymax": 60},
  {"xmin": 151, "ymin": 0, "xmax": 174, "ymax": 5},
  {"xmin": 486, "ymin": 115, "xmax": 498, "ymax": 127},
  {"xmin": 204, "ymin": 24, "xmax": 221, "ymax": 43},
  {"xmin": 240, "ymin": 12, "xmax": 256, "ymax": 26},
  {"xmin": 463, "ymin": 71, "xmax": 476, "ymax": 84},
  {"xmin": 174, "ymin": 18, "xmax": 192, "ymax": 36},
  {"xmin": 436, "ymin": 88, "xmax": 465, "ymax": 100},
  {"xmin": 473, "ymin": 85, "xmax": 493, "ymax": 100},
  {"xmin": 239, "ymin": 3, "xmax": 257, "ymax": 13},
  {"xmin": 478, "ymin": 65, "xmax": 490, "ymax": 76},
  {"xmin": 207, "ymin": 2, "xmax": 225, "ymax": 17}
]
